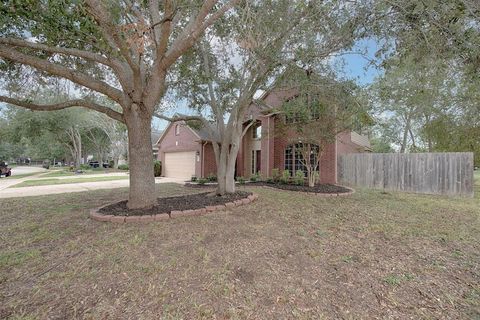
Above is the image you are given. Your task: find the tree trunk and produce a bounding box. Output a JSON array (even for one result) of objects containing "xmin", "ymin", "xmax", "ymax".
[
  {"xmin": 307, "ymin": 169, "xmax": 315, "ymax": 187},
  {"xmin": 400, "ymin": 116, "xmax": 411, "ymax": 153},
  {"xmin": 124, "ymin": 108, "xmax": 156, "ymax": 209},
  {"xmin": 215, "ymin": 139, "xmax": 239, "ymax": 195},
  {"xmin": 113, "ymin": 156, "xmax": 119, "ymax": 169}
]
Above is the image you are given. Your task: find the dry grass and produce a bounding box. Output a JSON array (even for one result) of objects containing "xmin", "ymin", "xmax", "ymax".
[{"xmin": 0, "ymin": 182, "xmax": 479, "ymax": 319}]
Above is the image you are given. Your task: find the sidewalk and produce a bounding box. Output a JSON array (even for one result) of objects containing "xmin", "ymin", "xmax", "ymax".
[{"xmin": 0, "ymin": 177, "xmax": 185, "ymax": 199}]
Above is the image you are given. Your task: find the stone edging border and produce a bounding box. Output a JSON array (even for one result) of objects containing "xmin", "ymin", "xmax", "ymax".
[
  {"xmin": 89, "ymin": 193, "xmax": 259, "ymax": 223},
  {"xmin": 259, "ymin": 185, "xmax": 355, "ymax": 197}
]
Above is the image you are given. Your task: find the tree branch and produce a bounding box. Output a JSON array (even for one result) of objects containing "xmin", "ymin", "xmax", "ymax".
[
  {"xmin": 84, "ymin": 0, "xmax": 139, "ymax": 74},
  {"xmin": 153, "ymin": 112, "xmax": 206, "ymax": 124},
  {"xmin": 163, "ymin": 0, "xmax": 239, "ymax": 67},
  {"xmin": 0, "ymin": 37, "xmax": 118, "ymax": 69},
  {"xmin": 0, "ymin": 96, "xmax": 125, "ymax": 123},
  {"xmin": 153, "ymin": 112, "xmax": 217, "ymax": 140},
  {"xmin": 0, "ymin": 45, "xmax": 126, "ymax": 105}
]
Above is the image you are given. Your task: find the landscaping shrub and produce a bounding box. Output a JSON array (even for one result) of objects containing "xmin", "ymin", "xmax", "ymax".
[
  {"xmin": 207, "ymin": 173, "xmax": 217, "ymax": 182},
  {"xmin": 237, "ymin": 176, "xmax": 246, "ymax": 184},
  {"xmin": 294, "ymin": 170, "xmax": 305, "ymax": 185},
  {"xmin": 271, "ymin": 168, "xmax": 281, "ymax": 183},
  {"xmin": 80, "ymin": 164, "xmax": 90, "ymax": 170},
  {"xmin": 280, "ymin": 170, "xmax": 290, "ymax": 184},
  {"xmin": 266, "ymin": 177, "xmax": 274, "ymax": 183},
  {"xmin": 198, "ymin": 178, "xmax": 207, "ymax": 185},
  {"xmin": 118, "ymin": 164, "xmax": 129, "ymax": 171},
  {"xmin": 250, "ymin": 173, "xmax": 260, "ymax": 182},
  {"xmin": 153, "ymin": 160, "xmax": 162, "ymax": 177},
  {"xmin": 191, "ymin": 176, "xmax": 197, "ymax": 182}
]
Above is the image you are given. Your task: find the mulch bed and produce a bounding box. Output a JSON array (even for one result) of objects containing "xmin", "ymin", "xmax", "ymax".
[
  {"xmin": 99, "ymin": 191, "xmax": 252, "ymax": 216},
  {"xmin": 185, "ymin": 181, "xmax": 351, "ymax": 194},
  {"xmin": 254, "ymin": 182, "xmax": 351, "ymax": 193}
]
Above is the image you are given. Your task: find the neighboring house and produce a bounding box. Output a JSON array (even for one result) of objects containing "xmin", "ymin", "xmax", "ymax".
[{"xmin": 157, "ymin": 88, "xmax": 370, "ymax": 183}]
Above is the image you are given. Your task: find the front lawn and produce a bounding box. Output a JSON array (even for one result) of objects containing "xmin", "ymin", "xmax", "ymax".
[
  {"xmin": 0, "ymin": 183, "xmax": 478, "ymax": 319},
  {"xmin": 11, "ymin": 175, "xmax": 129, "ymax": 188},
  {"xmin": 42, "ymin": 168, "xmax": 126, "ymax": 178}
]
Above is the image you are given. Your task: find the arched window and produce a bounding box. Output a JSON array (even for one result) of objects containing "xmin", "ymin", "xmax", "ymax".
[
  {"xmin": 175, "ymin": 124, "xmax": 180, "ymax": 135},
  {"xmin": 284, "ymin": 143, "xmax": 320, "ymax": 176}
]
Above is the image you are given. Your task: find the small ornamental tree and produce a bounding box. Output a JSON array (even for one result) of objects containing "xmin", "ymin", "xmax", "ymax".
[{"xmin": 278, "ymin": 70, "xmax": 372, "ymax": 187}]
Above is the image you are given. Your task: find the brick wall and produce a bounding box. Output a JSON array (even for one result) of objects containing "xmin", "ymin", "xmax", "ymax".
[
  {"xmin": 272, "ymin": 120, "xmax": 337, "ymax": 184},
  {"xmin": 157, "ymin": 121, "xmax": 202, "ymax": 177},
  {"xmin": 202, "ymin": 143, "xmax": 217, "ymax": 178},
  {"xmin": 337, "ymin": 132, "xmax": 364, "ymax": 155}
]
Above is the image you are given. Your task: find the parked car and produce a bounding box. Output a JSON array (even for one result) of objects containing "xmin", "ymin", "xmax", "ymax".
[
  {"xmin": 0, "ymin": 161, "xmax": 12, "ymax": 177},
  {"xmin": 88, "ymin": 161, "xmax": 100, "ymax": 168}
]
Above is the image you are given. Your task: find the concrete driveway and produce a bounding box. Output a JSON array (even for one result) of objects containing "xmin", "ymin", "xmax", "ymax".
[{"xmin": 10, "ymin": 166, "xmax": 47, "ymax": 175}]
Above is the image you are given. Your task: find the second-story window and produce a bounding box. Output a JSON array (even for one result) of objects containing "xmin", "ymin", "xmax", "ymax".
[
  {"xmin": 175, "ymin": 124, "xmax": 180, "ymax": 135},
  {"xmin": 252, "ymin": 122, "xmax": 261, "ymax": 139}
]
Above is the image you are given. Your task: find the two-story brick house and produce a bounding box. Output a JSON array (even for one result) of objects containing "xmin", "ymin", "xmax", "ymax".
[{"xmin": 156, "ymin": 88, "xmax": 370, "ymax": 183}]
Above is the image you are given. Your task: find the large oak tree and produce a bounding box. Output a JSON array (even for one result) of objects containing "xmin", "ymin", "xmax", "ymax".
[{"xmin": 0, "ymin": 0, "xmax": 237, "ymax": 208}]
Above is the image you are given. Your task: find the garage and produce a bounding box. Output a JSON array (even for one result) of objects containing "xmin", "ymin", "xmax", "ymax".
[{"xmin": 164, "ymin": 151, "xmax": 196, "ymax": 179}]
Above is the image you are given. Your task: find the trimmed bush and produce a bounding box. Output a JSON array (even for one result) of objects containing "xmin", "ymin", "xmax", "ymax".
[
  {"xmin": 280, "ymin": 170, "xmax": 290, "ymax": 184},
  {"xmin": 80, "ymin": 164, "xmax": 90, "ymax": 170},
  {"xmin": 118, "ymin": 164, "xmax": 129, "ymax": 171},
  {"xmin": 250, "ymin": 173, "xmax": 260, "ymax": 182},
  {"xmin": 153, "ymin": 160, "xmax": 162, "ymax": 177},
  {"xmin": 207, "ymin": 173, "xmax": 217, "ymax": 182},
  {"xmin": 294, "ymin": 170, "xmax": 304, "ymax": 185},
  {"xmin": 198, "ymin": 178, "xmax": 207, "ymax": 185},
  {"xmin": 191, "ymin": 176, "xmax": 197, "ymax": 182},
  {"xmin": 271, "ymin": 168, "xmax": 281, "ymax": 183},
  {"xmin": 237, "ymin": 176, "xmax": 246, "ymax": 184}
]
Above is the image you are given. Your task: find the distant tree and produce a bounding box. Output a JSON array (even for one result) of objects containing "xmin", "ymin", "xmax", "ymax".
[
  {"xmin": 369, "ymin": 136, "xmax": 394, "ymax": 153},
  {"xmin": 90, "ymin": 113, "xmax": 128, "ymax": 169}
]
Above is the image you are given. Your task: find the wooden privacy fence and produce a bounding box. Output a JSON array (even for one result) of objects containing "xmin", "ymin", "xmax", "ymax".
[{"xmin": 337, "ymin": 152, "xmax": 474, "ymax": 197}]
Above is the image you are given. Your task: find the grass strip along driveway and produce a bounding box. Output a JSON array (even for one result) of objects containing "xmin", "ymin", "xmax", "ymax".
[
  {"xmin": 0, "ymin": 181, "xmax": 479, "ymax": 319},
  {"xmin": 41, "ymin": 169, "xmax": 127, "ymax": 178},
  {"xmin": 11, "ymin": 175, "xmax": 129, "ymax": 188}
]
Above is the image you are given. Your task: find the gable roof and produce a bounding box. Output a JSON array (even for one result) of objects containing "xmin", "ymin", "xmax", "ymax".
[
  {"xmin": 151, "ymin": 130, "xmax": 163, "ymax": 147},
  {"xmin": 156, "ymin": 117, "xmax": 221, "ymax": 145}
]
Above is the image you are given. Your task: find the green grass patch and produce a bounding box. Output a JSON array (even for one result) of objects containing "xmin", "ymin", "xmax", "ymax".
[
  {"xmin": 42, "ymin": 168, "xmax": 119, "ymax": 177},
  {"xmin": 11, "ymin": 175, "xmax": 129, "ymax": 188},
  {"xmin": 0, "ymin": 249, "xmax": 41, "ymax": 268}
]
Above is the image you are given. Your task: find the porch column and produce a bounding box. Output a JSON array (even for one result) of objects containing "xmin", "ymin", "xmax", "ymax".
[{"xmin": 260, "ymin": 115, "xmax": 275, "ymax": 178}]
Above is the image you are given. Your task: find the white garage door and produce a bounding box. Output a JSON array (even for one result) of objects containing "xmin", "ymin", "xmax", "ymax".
[{"xmin": 164, "ymin": 151, "xmax": 196, "ymax": 179}]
